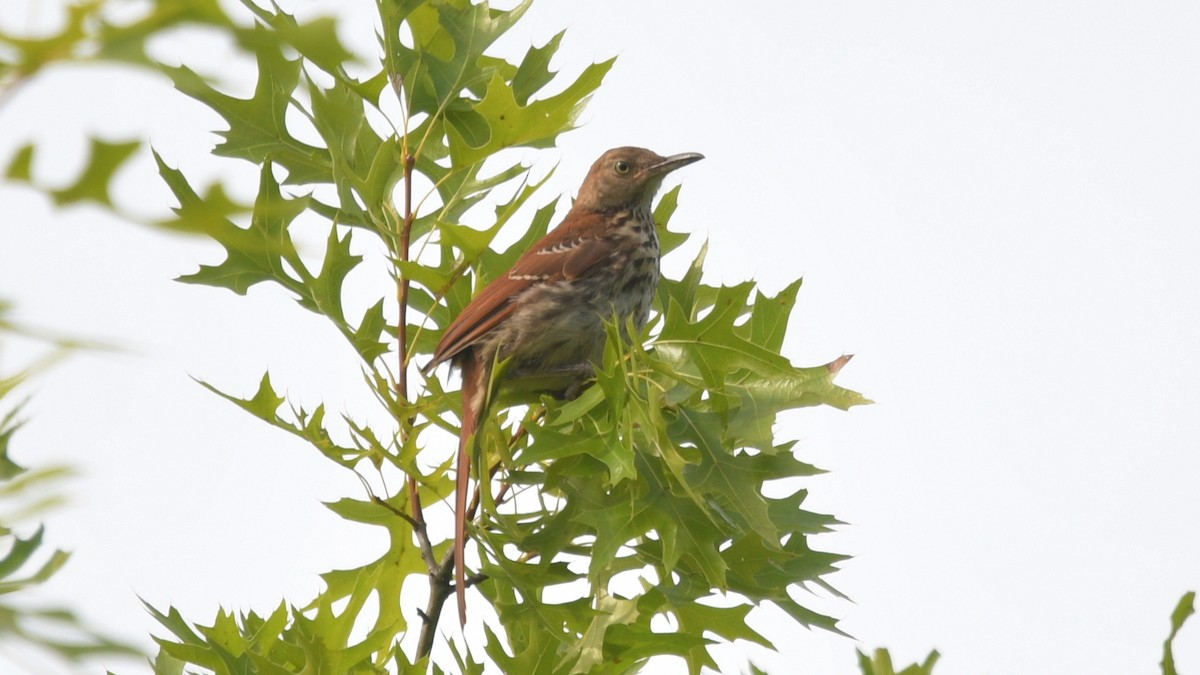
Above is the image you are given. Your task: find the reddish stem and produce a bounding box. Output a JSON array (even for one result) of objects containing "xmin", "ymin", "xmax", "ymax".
[{"xmin": 398, "ymin": 152, "xmax": 424, "ymax": 523}]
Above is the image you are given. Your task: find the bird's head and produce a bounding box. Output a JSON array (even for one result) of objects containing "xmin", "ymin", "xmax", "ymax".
[{"xmin": 575, "ymin": 146, "xmax": 704, "ymax": 212}]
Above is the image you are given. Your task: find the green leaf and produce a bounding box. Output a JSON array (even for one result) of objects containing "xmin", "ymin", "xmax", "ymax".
[
  {"xmin": 302, "ymin": 63, "xmax": 395, "ymax": 232},
  {"xmin": 390, "ymin": 0, "xmax": 533, "ymax": 116},
  {"xmin": 518, "ymin": 424, "xmax": 635, "ymax": 485},
  {"xmin": 0, "ymin": 1, "xmax": 96, "ymax": 76},
  {"xmin": 741, "ymin": 278, "xmax": 804, "ymax": 353},
  {"xmin": 1162, "ymin": 591, "xmax": 1196, "ymax": 675},
  {"xmin": 652, "ymin": 275, "xmax": 869, "ymax": 453},
  {"xmin": 0, "ymin": 405, "xmax": 29, "ymax": 481},
  {"xmin": 653, "ymin": 585, "xmax": 770, "ymax": 673},
  {"xmin": 50, "ymin": 138, "xmax": 141, "ymax": 207},
  {"xmin": 563, "ymin": 592, "xmax": 639, "ymax": 674},
  {"xmin": 446, "ymin": 60, "xmax": 613, "ymax": 167},
  {"xmin": 512, "ymin": 31, "xmax": 565, "ymax": 106},
  {"xmin": 0, "ymin": 526, "xmax": 65, "ymax": 590},
  {"xmin": 313, "ymin": 497, "xmax": 429, "ymax": 651},
  {"xmin": 4, "ymin": 143, "xmax": 34, "ymax": 182},
  {"xmin": 673, "ymin": 408, "xmax": 782, "ymax": 544},
  {"xmin": 857, "ymin": 648, "xmax": 941, "ymax": 675},
  {"xmin": 167, "ymin": 158, "xmax": 306, "ymax": 295},
  {"xmin": 200, "ymin": 371, "xmax": 284, "ymax": 423},
  {"xmin": 655, "ymin": 185, "xmax": 690, "ymax": 255},
  {"xmin": 658, "ymin": 282, "xmax": 786, "ymax": 380},
  {"xmin": 164, "ymin": 25, "xmax": 330, "ymax": 183},
  {"xmin": 241, "ymin": 4, "xmax": 356, "ymax": 78},
  {"xmin": 350, "ymin": 299, "xmax": 391, "ymax": 362},
  {"xmin": 656, "ymin": 243, "xmax": 713, "ymax": 322},
  {"xmin": 295, "ymin": 225, "xmax": 361, "ymax": 324},
  {"xmin": 93, "ymin": 0, "xmax": 237, "ymax": 66},
  {"xmin": 153, "ymin": 154, "xmax": 249, "ymax": 236}
]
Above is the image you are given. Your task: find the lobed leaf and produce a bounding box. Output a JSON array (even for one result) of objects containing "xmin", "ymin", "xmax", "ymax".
[
  {"xmin": 164, "ymin": 25, "xmax": 330, "ymax": 183},
  {"xmin": 446, "ymin": 60, "xmax": 613, "ymax": 167}
]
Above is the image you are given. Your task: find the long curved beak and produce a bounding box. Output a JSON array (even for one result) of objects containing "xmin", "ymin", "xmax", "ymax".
[{"xmin": 644, "ymin": 152, "xmax": 705, "ymax": 177}]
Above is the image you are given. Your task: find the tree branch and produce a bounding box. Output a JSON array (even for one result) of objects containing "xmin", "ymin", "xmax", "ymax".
[{"xmin": 416, "ymin": 547, "xmax": 456, "ymax": 660}]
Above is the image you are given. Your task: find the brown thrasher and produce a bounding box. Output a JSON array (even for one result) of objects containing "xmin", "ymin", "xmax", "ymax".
[{"xmin": 425, "ymin": 146, "xmax": 703, "ymax": 624}]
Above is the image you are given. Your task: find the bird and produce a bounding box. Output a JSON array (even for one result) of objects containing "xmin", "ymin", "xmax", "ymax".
[{"xmin": 425, "ymin": 146, "xmax": 704, "ymax": 625}]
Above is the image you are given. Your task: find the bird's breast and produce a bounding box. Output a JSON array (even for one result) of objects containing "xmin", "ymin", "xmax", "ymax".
[
  {"xmin": 493, "ymin": 208, "xmax": 661, "ymax": 370},
  {"xmin": 604, "ymin": 207, "xmax": 661, "ymax": 330}
]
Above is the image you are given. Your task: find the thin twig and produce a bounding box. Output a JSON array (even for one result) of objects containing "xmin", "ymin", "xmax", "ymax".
[
  {"xmin": 415, "ymin": 527, "xmax": 488, "ymax": 661},
  {"xmin": 389, "ymin": 77, "xmax": 442, "ymax": 657},
  {"xmin": 399, "ymin": 151, "xmax": 425, "ymax": 528},
  {"xmin": 398, "ymin": 150, "xmax": 416, "ymax": 378},
  {"xmin": 416, "ymin": 548, "xmax": 456, "ymax": 660},
  {"xmin": 371, "ymin": 495, "xmax": 439, "ymax": 574}
]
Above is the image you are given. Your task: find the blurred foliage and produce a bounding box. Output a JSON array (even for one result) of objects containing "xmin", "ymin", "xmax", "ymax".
[
  {"xmin": 1162, "ymin": 591, "xmax": 1195, "ymax": 675},
  {"xmin": 0, "ymin": 0, "xmax": 236, "ymax": 98},
  {"xmin": 855, "ymin": 648, "xmax": 939, "ymax": 675},
  {"xmin": 851, "ymin": 591, "xmax": 1196, "ymax": 675},
  {"xmin": 0, "ymin": 302, "xmax": 141, "ymax": 668}
]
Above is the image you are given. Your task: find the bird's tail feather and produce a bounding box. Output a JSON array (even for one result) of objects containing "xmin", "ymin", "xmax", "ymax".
[{"xmin": 455, "ymin": 354, "xmax": 486, "ymax": 625}]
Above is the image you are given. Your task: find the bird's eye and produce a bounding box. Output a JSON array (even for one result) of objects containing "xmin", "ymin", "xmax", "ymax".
[{"xmin": 614, "ymin": 160, "xmax": 631, "ymax": 174}]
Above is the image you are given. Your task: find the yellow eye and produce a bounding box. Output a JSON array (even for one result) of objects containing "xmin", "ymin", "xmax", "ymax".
[{"xmin": 614, "ymin": 160, "xmax": 631, "ymax": 174}]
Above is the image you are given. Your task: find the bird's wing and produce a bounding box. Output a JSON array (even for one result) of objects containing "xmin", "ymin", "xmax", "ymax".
[
  {"xmin": 428, "ymin": 211, "xmax": 617, "ymax": 368},
  {"xmin": 428, "ymin": 274, "xmax": 524, "ymax": 367}
]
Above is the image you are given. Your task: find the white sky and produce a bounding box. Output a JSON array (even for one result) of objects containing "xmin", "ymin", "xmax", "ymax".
[{"xmin": 1, "ymin": 1, "xmax": 1198, "ymax": 673}]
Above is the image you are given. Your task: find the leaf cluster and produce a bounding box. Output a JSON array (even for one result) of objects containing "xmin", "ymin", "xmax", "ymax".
[{"xmin": 464, "ymin": 192, "xmax": 866, "ymax": 674}]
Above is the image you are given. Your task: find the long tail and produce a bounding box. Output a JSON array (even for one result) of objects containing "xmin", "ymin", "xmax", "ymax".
[{"xmin": 456, "ymin": 353, "xmax": 487, "ymax": 625}]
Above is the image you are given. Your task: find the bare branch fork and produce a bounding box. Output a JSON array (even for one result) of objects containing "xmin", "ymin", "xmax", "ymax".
[{"xmin": 373, "ymin": 414, "xmax": 529, "ymax": 658}]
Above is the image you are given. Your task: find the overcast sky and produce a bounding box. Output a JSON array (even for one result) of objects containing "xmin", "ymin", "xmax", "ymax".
[{"xmin": 1, "ymin": 1, "xmax": 1198, "ymax": 673}]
